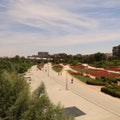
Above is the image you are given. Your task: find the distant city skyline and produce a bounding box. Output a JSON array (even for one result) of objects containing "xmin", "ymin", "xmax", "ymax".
[{"xmin": 0, "ymin": 0, "xmax": 120, "ymax": 57}]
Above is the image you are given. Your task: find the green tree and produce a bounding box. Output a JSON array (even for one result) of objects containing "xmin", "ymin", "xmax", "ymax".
[
  {"xmin": 0, "ymin": 71, "xmax": 30, "ymax": 120},
  {"xmin": 0, "ymin": 57, "xmax": 74, "ymax": 120},
  {"xmin": 94, "ymin": 52, "xmax": 107, "ymax": 62},
  {"xmin": 22, "ymin": 83, "xmax": 74, "ymax": 120}
]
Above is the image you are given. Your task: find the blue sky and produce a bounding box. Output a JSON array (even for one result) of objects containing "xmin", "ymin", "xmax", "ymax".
[{"xmin": 0, "ymin": 0, "xmax": 120, "ymax": 57}]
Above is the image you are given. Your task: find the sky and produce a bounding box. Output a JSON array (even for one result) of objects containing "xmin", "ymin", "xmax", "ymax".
[{"xmin": 0, "ymin": 0, "xmax": 120, "ymax": 57}]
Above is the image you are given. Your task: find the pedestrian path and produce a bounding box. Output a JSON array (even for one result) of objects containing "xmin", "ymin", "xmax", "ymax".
[{"xmin": 25, "ymin": 64, "xmax": 120, "ymax": 120}]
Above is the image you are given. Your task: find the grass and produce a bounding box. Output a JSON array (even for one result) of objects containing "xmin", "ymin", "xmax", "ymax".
[
  {"xmin": 70, "ymin": 67, "xmax": 93, "ymax": 73},
  {"xmin": 68, "ymin": 70, "xmax": 94, "ymax": 83},
  {"xmin": 52, "ymin": 67, "xmax": 63, "ymax": 73},
  {"xmin": 68, "ymin": 70, "xmax": 106, "ymax": 86}
]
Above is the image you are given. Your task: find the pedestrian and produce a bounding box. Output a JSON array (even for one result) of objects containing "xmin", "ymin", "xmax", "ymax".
[{"xmin": 71, "ymin": 78, "xmax": 73, "ymax": 84}]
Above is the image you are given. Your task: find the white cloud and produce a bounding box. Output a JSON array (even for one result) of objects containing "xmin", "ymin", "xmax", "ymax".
[
  {"xmin": 6, "ymin": 0, "xmax": 99, "ymax": 33},
  {"xmin": 47, "ymin": 31, "xmax": 120, "ymax": 46},
  {"xmin": 0, "ymin": 0, "xmax": 120, "ymax": 56},
  {"xmin": 0, "ymin": 30, "xmax": 120, "ymax": 47}
]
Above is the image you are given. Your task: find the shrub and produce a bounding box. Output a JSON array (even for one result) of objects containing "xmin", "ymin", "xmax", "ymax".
[
  {"xmin": 101, "ymin": 84, "xmax": 120, "ymax": 98},
  {"xmin": 86, "ymin": 76, "xmax": 118, "ymax": 86},
  {"xmin": 86, "ymin": 79, "xmax": 105, "ymax": 86}
]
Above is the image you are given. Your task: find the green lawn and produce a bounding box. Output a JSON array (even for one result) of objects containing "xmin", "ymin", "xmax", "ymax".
[
  {"xmin": 52, "ymin": 67, "xmax": 63, "ymax": 73},
  {"xmin": 70, "ymin": 67, "xmax": 93, "ymax": 73},
  {"xmin": 68, "ymin": 70, "xmax": 94, "ymax": 83}
]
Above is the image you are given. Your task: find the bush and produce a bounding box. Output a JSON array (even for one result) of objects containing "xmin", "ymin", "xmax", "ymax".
[
  {"xmin": 86, "ymin": 79, "xmax": 105, "ymax": 86},
  {"xmin": 98, "ymin": 76, "xmax": 118, "ymax": 84},
  {"xmin": 86, "ymin": 76, "xmax": 118, "ymax": 86},
  {"xmin": 101, "ymin": 84, "xmax": 120, "ymax": 98},
  {"xmin": 0, "ymin": 71, "xmax": 30, "ymax": 120}
]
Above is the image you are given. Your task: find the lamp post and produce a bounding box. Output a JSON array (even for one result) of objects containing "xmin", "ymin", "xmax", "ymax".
[
  {"xmin": 66, "ymin": 70, "xmax": 68, "ymax": 90},
  {"xmin": 48, "ymin": 63, "xmax": 49, "ymax": 77}
]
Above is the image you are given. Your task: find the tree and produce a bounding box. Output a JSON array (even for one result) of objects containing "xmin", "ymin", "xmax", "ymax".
[
  {"xmin": 94, "ymin": 52, "xmax": 107, "ymax": 62},
  {"xmin": 0, "ymin": 57, "xmax": 74, "ymax": 120},
  {"xmin": 0, "ymin": 71, "xmax": 30, "ymax": 120},
  {"xmin": 22, "ymin": 83, "xmax": 74, "ymax": 120}
]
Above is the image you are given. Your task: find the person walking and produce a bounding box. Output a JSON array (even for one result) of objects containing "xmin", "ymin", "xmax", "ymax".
[{"xmin": 71, "ymin": 78, "xmax": 73, "ymax": 84}]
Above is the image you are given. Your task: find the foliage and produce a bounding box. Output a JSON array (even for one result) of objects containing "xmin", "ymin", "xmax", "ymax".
[
  {"xmin": 0, "ymin": 56, "xmax": 37, "ymax": 74},
  {"xmin": 86, "ymin": 79, "xmax": 105, "ymax": 86},
  {"xmin": 101, "ymin": 84, "xmax": 120, "ymax": 98},
  {"xmin": 68, "ymin": 70, "xmax": 93, "ymax": 83},
  {"xmin": 51, "ymin": 52, "xmax": 120, "ymax": 68},
  {"xmin": 91, "ymin": 59, "xmax": 120, "ymax": 68},
  {"xmin": 69, "ymin": 68, "xmax": 119, "ymax": 86},
  {"xmin": 0, "ymin": 71, "xmax": 30, "ymax": 120},
  {"xmin": 52, "ymin": 58, "xmax": 61, "ymax": 64},
  {"xmin": 86, "ymin": 76, "xmax": 118, "ymax": 86},
  {"xmin": 0, "ymin": 56, "xmax": 74, "ymax": 120},
  {"xmin": 22, "ymin": 83, "xmax": 74, "ymax": 120},
  {"xmin": 52, "ymin": 65, "xmax": 63, "ymax": 73},
  {"xmin": 81, "ymin": 52, "xmax": 107, "ymax": 64}
]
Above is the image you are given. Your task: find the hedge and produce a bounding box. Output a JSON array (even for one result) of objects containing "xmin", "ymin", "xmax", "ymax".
[
  {"xmin": 86, "ymin": 79, "xmax": 105, "ymax": 86},
  {"xmin": 101, "ymin": 85, "xmax": 120, "ymax": 98}
]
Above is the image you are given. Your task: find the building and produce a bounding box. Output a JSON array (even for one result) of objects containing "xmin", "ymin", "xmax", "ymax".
[
  {"xmin": 112, "ymin": 45, "xmax": 120, "ymax": 57},
  {"xmin": 38, "ymin": 52, "xmax": 49, "ymax": 58},
  {"xmin": 28, "ymin": 52, "xmax": 50, "ymax": 60},
  {"xmin": 52, "ymin": 53, "xmax": 67, "ymax": 59},
  {"xmin": 27, "ymin": 55, "xmax": 39, "ymax": 60}
]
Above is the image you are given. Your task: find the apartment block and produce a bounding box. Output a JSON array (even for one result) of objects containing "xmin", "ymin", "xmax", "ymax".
[{"xmin": 112, "ymin": 45, "xmax": 120, "ymax": 57}]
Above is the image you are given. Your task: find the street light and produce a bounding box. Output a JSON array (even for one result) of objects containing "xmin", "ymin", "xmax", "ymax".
[
  {"xmin": 48, "ymin": 63, "xmax": 49, "ymax": 77},
  {"xmin": 66, "ymin": 70, "xmax": 68, "ymax": 90}
]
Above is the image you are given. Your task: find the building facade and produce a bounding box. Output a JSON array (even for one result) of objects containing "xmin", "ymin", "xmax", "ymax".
[
  {"xmin": 38, "ymin": 52, "xmax": 49, "ymax": 58},
  {"xmin": 112, "ymin": 45, "xmax": 120, "ymax": 57}
]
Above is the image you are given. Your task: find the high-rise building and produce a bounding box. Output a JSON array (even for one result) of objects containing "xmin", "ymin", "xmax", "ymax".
[{"xmin": 112, "ymin": 45, "xmax": 120, "ymax": 57}]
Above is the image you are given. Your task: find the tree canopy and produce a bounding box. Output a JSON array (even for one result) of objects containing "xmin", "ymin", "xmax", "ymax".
[{"xmin": 0, "ymin": 56, "xmax": 74, "ymax": 120}]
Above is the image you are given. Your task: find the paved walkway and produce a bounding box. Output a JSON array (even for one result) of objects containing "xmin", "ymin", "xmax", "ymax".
[{"xmin": 25, "ymin": 64, "xmax": 120, "ymax": 120}]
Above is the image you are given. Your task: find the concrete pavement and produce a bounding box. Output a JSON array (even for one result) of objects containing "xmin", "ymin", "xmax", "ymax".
[{"xmin": 25, "ymin": 64, "xmax": 120, "ymax": 120}]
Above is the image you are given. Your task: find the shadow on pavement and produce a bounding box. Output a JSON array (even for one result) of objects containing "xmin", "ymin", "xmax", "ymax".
[{"xmin": 64, "ymin": 106, "xmax": 86, "ymax": 117}]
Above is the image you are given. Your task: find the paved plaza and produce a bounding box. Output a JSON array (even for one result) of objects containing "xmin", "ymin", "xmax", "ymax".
[{"xmin": 25, "ymin": 64, "xmax": 120, "ymax": 120}]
